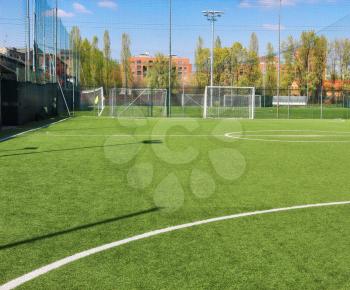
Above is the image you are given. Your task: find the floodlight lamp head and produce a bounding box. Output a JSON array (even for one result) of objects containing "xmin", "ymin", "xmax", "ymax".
[{"xmin": 202, "ymin": 10, "xmax": 224, "ymax": 21}]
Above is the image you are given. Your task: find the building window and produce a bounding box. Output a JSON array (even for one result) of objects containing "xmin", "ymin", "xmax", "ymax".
[{"xmin": 137, "ymin": 60, "xmax": 141, "ymax": 64}]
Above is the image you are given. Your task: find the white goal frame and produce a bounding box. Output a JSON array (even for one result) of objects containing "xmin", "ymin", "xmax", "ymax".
[
  {"xmin": 80, "ymin": 87, "xmax": 105, "ymax": 116},
  {"xmin": 203, "ymin": 86, "xmax": 256, "ymax": 119}
]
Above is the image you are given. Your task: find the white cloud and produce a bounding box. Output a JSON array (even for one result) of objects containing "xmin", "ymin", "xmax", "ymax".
[
  {"xmin": 239, "ymin": 1, "xmax": 253, "ymax": 8},
  {"xmin": 262, "ymin": 23, "xmax": 286, "ymax": 30},
  {"xmin": 98, "ymin": 1, "xmax": 117, "ymax": 9},
  {"xmin": 239, "ymin": 0, "xmax": 297, "ymax": 8},
  {"xmin": 73, "ymin": 2, "xmax": 92, "ymax": 14},
  {"xmin": 44, "ymin": 9, "xmax": 74, "ymax": 18},
  {"xmin": 57, "ymin": 9, "xmax": 74, "ymax": 18}
]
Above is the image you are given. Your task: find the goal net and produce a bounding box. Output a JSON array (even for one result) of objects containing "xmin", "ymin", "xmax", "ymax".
[
  {"xmin": 181, "ymin": 94, "xmax": 204, "ymax": 107},
  {"xmin": 203, "ymin": 86, "xmax": 256, "ymax": 119},
  {"xmin": 109, "ymin": 88, "xmax": 167, "ymax": 117},
  {"xmin": 80, "ymin": 87, "xmax": 105, "ymax": 116}
]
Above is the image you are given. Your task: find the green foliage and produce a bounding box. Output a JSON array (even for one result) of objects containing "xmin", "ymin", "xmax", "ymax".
[
  {"xmin": 249, "ymin": 32, "xmax": 259, "ymax": 56},
  {"xmin": 328, "ymin": 39, "xmax": 350, "ymax": 83},
  {"xmin": 146, "ymin": 53, "xmax": 178, "ymax": 89},
  {"xmin": 195, "ymin": 36, "xmax": 261, "ymax": 88},
  {"xmin": 71, "ymin": 28, "xmax": 121, "ymax": 90},
  {"xmin": 215, "ymin": 36, "xmax": 222, "ymax": 49},
  {"xmin": 265, "ymin": 42, "xmax": 277, "ymax": 95},
  {"xmin": 239, "ymin": 50, "xmax": 262, "ymax": 87},
  {"xmin": 103, "ymin": 30, "xmax": 111, "ymax": 90},
  {"xmin": 121, "ymin": 33, "xmax": 133, "ymax": 88},
  {"xmin": 281, "ymin": 36, "xmax": 297, "ymax": 89},
  {"xmin": 194, "ymin": 37, "xmax": 210, "ymax": 88},
  {"xmin": 294, "ymin": 31, "xmax": 328, "ymax": 97}
]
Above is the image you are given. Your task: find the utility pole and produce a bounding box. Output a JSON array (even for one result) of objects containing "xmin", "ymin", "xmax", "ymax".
[
  {"xmin": 277, "ymin": 0, "xmax": 281, "ymax": 119},
  {"xmin": 168, "ymin": 0, "xmax": 172, "ymax": 117},
  {"xmin": 202, "ymin": 10, "xmax": 224, "ymax": 89}
]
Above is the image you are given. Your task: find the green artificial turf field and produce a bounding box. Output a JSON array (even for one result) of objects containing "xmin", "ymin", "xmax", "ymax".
[{"xmin": 1, "ymin": 116, "xmax": 350, "ymax": 289}]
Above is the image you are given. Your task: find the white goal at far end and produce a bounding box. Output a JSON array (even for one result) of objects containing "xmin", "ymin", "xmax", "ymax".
[
  {"xmin": 203, "ymin": 86, "xmax": 256, "ymax": 119},
  {"xmin": 80, "ymin": 87, "xmax": 105, "ymax": 116}
]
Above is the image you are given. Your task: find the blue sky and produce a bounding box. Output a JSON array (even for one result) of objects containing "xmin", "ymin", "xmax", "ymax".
[{"xmin": 1, "ymin": 0, "xmax": 350, "ymax": 62}]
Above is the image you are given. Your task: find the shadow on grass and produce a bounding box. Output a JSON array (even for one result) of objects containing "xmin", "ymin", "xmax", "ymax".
[
  {"xmin": 0, "ymin": 207, "xmax": 161, "ymax": 250},
  {"xmin": 0, "ymin": 147, "xmax": 39, "ymax": 153},
  {"xmin": 0, "ymin": 140, "xmax": 163, "ymax": 158}
]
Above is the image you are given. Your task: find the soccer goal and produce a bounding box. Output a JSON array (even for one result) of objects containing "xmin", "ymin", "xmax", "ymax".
[
  {"xmin": 80, "ymin": 87, "xmax": 105, "ymax": 116},
  {"xmin": 203, "ymin": 86, "xmax": 256, "ymax": 119},
  {"xmin": 109, "ymin": 88, "xmax": 167, "ymax": 117}
]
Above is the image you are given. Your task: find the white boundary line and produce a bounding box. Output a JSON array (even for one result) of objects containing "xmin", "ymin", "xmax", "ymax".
[
  {"xmin": 39, "ymin": 133, "xmax": 225, "ymax": 138},
  {"xmin": 1, "ymin": 201, "xmax": 349, "ymax": 290},
  {"xmin": 225, "ymin": 130, "xmax": 350, "ymax": 143},
  {"xmin": 0, "ymin": 118, "xmax": 70, "ymax": 143}
]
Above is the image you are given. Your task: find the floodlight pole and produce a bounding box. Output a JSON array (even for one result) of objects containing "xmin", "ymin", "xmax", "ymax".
[
  {"xmin": 168, "ymin": 0, "xmax": 172, "ymax": 117},
  {"xmin": 203, "ymin": 10, "xmax": 224, "ymax": 88},
  {"xmin": 26, "ymin": 0, "xmax": 30, "ymax": 82},
  {"xmin": 277, "ymin": 0, "xmax": 281, "ymax": 119},
  {"xmin": 203, "ymin": 10, "xmax": 224, "ymax": 107}
]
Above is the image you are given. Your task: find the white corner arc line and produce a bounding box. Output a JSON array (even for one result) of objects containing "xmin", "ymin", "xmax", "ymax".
[
  {"xmin": 0, "ymin": 118, "xmax": 70, "ymax": 143},
  {"xmin": 1, "ymin": 201, "xmax": 350, "ymax": 290}
]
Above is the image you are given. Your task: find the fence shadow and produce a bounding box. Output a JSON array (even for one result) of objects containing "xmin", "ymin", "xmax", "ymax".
[
  {"xmin": 0, "ymin": 140, "xmax": 163, "ymax": 158},
  {"xmin": 0, "ymin": 207, "xmax": 161, "ymax": 251}
]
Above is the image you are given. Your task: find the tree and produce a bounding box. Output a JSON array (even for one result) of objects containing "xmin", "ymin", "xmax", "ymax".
[
  {"xmin": 265, "ymin": 43, "xmax": 277, "ymax": 96},
  {"xmin": 230, "ymin": 42, "xmax": 246, "ymax": 86},
  {"xmin": 281, "ymin": 36, "xmax": 297, "ymax": 89},
  {"xmin": 215, "ymin": 36, "xmax": 222, "ymax": 49},
  {"xmin": 295, "ymin": 31, "xmax": 327, "ymax": 99},
  {"xmin": 69, "ymin": 26, "xmax": 81, "ymax": 85},
  {"xmin": 80, "ymin": 38, "xmax": 92, "ymax": 87},
  {"xmin": 103, "ymin": 30, "xmax": 111, "ymax": 91},
  {"xmin": 194, "ymin": 37, "xmax": 210, "ymax": 87},
  {"xmin": 240, "ymin": 50, "xmax": 261, "ymax": 87},
  {"xmin": 121, "ymin": 33, "xmax": 132, "ymax": 88},
  {"xmin": 312, "ymin": 35, "xmax": 327, "ymax": 97},
  {"xmin": 249, "ymin": 32, "xmax": 259, "ymax": 56},
  {"xmin": 146, "ymin": 53, "xmax": 178, "ymax": 89}
]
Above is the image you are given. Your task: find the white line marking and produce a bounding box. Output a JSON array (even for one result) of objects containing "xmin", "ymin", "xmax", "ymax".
[
  {"xmin": 1, "ymin": 201, "xmax": 349, "ymax": 290},
  {"xmin": 0, "ymin": 118, "xmax": 70, "ymax": 143},
  {"xmin": 37, "ymin": 133, "xmax": 225, "ymax": 138},
  {"xmin": 225, "ymin": 130, "xmax": 350, "ymax": 143}
]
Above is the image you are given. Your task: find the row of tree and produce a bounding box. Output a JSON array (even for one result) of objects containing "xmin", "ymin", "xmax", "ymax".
[
  {"xmin": 194, "ymin": 31, "xmax": 332, "ymax": 98},
  {"xmin": 70, "ymin": 26, "xmax": 122, "ymax": 90},
  {"xmin": 71, "ymin": 26, "xmax": 350, "ymax": 97}
]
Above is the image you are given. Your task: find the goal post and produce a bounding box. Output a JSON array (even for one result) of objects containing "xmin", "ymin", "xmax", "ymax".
[
  {"xmin": 203, "ymin": 86, "xmax": 255, "ymax": 119},
  {"xmin": 80, "ymin": 87, "xmax": 105, "ymax": 116}
]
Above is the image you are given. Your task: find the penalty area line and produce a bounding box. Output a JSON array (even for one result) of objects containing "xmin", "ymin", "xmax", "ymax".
[{"xmin": 1, "ymin": 201, "xmax": 350, "ymax": 290}]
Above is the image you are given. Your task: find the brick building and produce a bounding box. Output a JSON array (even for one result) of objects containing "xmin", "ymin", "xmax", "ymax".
[{"xmin": 130, "ymin": 53, "xmax": 192, "ymax": 85}]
